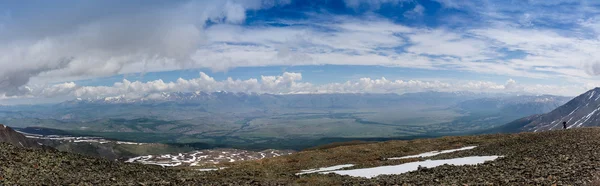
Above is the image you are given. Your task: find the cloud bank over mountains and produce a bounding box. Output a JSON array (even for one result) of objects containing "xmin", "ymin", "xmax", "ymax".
[{"xmin": 3, "ymin": 72, "xmax": 582, "ymax": 102}]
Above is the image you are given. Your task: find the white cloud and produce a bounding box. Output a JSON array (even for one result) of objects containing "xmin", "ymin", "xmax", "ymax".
[
  {"xmin": 343, "ymin": 0, "xmax": 410, "ymax": 10},
  {"xmin": 69, "ymin": 72, "xmax": 307, "ymax": 99},
  {"xmin": 0, "ymin": 72, "xmax": 584, "ymax": 104},
  {"xmin": 406, "ymin": 29, "xmax": 491, "ymax": 59},
  {"xmin": 191, "ymin": 13, "xmax": 600, "ymax": 87},
  {"xmin": 0, "ymin": 0, "xmax": 292, "ymax": 96},
  {"xmin": 403, "ymin": 4, "xmax": 425, "ymax": 18},
  {"xmin": 433, "ymin": 0, "xmax": 463, "ymax": 9}
]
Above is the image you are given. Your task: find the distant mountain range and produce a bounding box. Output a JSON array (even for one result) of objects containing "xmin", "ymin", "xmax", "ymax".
[
  {"xmin": 454, "ymin": 95, "xmax": 570, "ymax": 116},
  {"xmin": 4, "ymin": 91, "xmax": 521, "ymax": 121},
  {"xmin": 56, "ymin": 91, "xmax": 570, "ymax": 115},
  {"xmin": 65, "ymin": 91, "xmax": 491, "ymax": 106}
]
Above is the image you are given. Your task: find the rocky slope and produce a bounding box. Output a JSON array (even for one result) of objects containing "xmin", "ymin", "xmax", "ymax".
[
  {"xmin": 514, "ymin": 88, "xmax": 600, "ymax": 132},
  {"xmin": 4, "ymin": 127, "xmax": 600, "ymax": 185},
  {"xmin": 0, "ymin": 142, "xmax": 203, "ymax": 185},
  {"xmin": 0, "ymin": 124, "xmax": 43, "ymax": 148}
]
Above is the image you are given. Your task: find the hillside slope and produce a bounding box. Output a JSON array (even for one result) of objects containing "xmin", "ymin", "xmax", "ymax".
[
  {"xmin": 3, "ymin": 128, "xmax": 600, "ymax": 185},
  {"xmin": 0, "ymin": 124, "xmax": 43, "ymax": 148},
  {"xmin": 514, "ymin": 88, "xmax": 600, "ymax": 132},
  {"xmin": 0, "ymin": 142, "xmax": 203, "ymax": 185}
]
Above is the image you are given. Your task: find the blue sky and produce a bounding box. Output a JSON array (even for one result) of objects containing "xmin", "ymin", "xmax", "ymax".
[{"xmin": 1, "ymin": 0, "xmax": 600, "ymax": 103}]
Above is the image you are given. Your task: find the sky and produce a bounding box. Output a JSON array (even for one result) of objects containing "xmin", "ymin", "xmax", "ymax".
[{"xmin": 2, "ymin": 0, "xmax": 600, "ymax": 104}]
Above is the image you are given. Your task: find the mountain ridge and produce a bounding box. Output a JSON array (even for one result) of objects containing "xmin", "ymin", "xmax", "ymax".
[
  {"xmin": 63, "ymin": 91, "xmax": 549, "ymax": 105},
  {"xmin": 504, "ymin": 87, "xmax": 600, "ymax": 132},
  {"xmin": 0, "ymin": 124, "xmax": 44, "ymax": 149}
]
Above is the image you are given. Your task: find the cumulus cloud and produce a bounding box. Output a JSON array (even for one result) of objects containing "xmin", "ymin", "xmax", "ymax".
[
  {"xmin": 68, "ymin": 72, "xmax": 308, "ymax": 99},
  {"xmin": 0, "ymin": 72, "xmax": 583, "ymax": 104}
]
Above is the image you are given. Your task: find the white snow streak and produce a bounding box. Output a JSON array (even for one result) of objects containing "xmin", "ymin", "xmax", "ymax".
[
  {"xmin": 567, "ymin": 117, "xmax": 574, "ymax": 123},
  {"xmin": 567, "ymin": 106, "xmax": 581, "ymax": 117},
  {"xmin": 297, "ymin": 164, "xmax": 355, "ymax": 175},
  {"xmin": 388, "ymin": 146, "xmax": 477, "ymax": 160},
  {"xmin": 322, "ymin": 156, "xmax": 502, "ymax": 178},
  {"xmin": 573, "ymin": 106, "xmax": 600, "ymax": 128},
  {"xmin": 195, "ymin": 167, "xmax": 227, "ymax": 172},
  {"xmin": 550, "ymin": 120, "xmax": 560, "ymax": 129}
]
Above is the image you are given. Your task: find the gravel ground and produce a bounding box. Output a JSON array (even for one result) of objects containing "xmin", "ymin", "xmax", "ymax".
[
  {"xmin": 2, "ymin": 128, "xmax": 600, "ymax": 185},
  {"xmin": 341, "ymin": 128, "xmax": 600, "ymax": 185},
  {"xmin": 0, "ymin": 143, "xmax": 207, "ymax": 185}
]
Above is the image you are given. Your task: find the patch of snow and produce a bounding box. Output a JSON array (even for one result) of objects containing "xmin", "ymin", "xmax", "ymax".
[
  {"xmin": 550, "ymin": 120, "xmax": 562, "ymax": 129},
  {"xmin": 590, "ymin": 91, "xmax": 595, "ymax": 100},
  {"xmin": 126, "ymin": 149, "xmax": 294, "ymax": 167},
  {"xmin": 323, "ymin": 156, "xmax": 502, "ymax": 178},
  {"xmin": 297, "ymin": 164, "xmax": 355, "ymax": 175},
  {"xmin": 573, "ymin": 106, "xmax": 600, "ymax": 128},
  {"xmin": 388, "ymin": 146, "xmax": 477, "ymax": 160},
  {"xmin": 116, "ymin": 141, "xmax": 144, "ymax": 145},
  {"xmin": 155, "ymin": 162, "xmax": 182, "ymax": 167},
  {"xmin": 567, "ymin": 106, "xmax": 580, "ymax": 117},
  {"xmin": 195, "ymin": 167, "xmax": 227, "ymax": 171},
  {"xmin": 567, "ymin": 117, "xmax": 574, "ymax": 124},
  {"xmin": 126, "ymin": 155, "xmax": 152, "ymax": 163}
]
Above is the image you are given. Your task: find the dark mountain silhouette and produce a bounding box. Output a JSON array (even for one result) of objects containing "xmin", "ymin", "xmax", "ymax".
[{"xmin": 0, "ymin": 124, "xmax": 44, "ymax": 148}]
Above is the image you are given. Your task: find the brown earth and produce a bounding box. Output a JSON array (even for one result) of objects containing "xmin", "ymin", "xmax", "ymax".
[{"xmin": 3, "ymin": 127, "xmax": 600, "ymax": 185}]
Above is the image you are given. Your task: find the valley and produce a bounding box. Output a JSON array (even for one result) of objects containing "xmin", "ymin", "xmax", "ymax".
[
  {"xmin": 0, "ymin": 92, "xmax": 570, "ymax": 151},
  {"xmin": 1, "ymin": 89, "xmax": 599, "ymax": 185}
]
